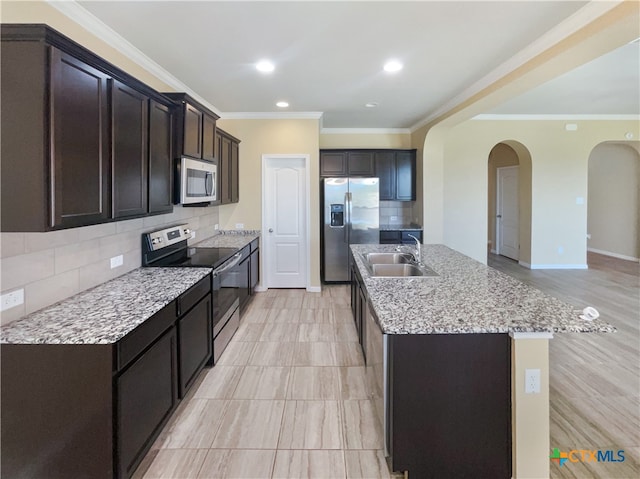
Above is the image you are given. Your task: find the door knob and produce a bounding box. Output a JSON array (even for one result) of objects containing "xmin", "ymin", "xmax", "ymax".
[{"xmin": 268, "ymin": 228, "xmax": 274, "ymax": 233}]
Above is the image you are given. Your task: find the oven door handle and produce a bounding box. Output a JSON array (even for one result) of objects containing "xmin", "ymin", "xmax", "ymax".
[{"xmin": 212, "ymin": 252, "xmax": 243, "ymax": 277}]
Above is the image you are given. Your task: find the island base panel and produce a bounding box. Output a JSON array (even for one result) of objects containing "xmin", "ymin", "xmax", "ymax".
[{"xmin": 388, "ymin": 333, "xmax": 511, "ymax": 478}]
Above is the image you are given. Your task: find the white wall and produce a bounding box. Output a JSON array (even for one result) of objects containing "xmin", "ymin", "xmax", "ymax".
[
  {"xmin": 424, "ymin": 119, "xmax": 640, "ymax": 267},
  {"xmin": 587, "ymin": 142, "xmax": 640, "ymax": 260}
]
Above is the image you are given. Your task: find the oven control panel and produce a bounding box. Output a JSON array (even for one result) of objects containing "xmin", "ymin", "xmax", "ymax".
[{"xmin": 145, "ymin": 224, "xmax": 193, "ymax": 251}]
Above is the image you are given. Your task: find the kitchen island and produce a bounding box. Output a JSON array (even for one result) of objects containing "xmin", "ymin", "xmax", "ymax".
[{"xmin": 349, "ymin": 244, "xmax": 613, "ymax": 479}]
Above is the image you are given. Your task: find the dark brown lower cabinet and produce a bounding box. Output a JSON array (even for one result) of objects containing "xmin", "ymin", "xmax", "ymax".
[
  {"xmin": 0, "ymin": 278, "xmax": 213, "ymax": 479},
  {"xmin": 117, "ymin": 327, "xmax": 178, "ymax": 479},
  {"xmin": 178, "ymin": 294, "xmax": 212, "ymax": 397}
]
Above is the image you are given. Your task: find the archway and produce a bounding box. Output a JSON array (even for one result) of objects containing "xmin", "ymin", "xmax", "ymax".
[
  {"xmin": 487, "ymin": 141, "xmax": 532, "ymax": 266},
  {"xmin": 587, "ymin": 141, "xmax": 640, "ymax": 265}
]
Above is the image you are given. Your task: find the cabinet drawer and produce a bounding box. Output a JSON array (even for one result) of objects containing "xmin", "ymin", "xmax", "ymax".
[
  {"xmin": 116, "ymin": 302, "xmax": 177, "ymax": 371},
  {"xmin": 401, "ymin": 231, "xmax": 422, "ymax": 244},
  {"xmin": 379, "ymin": 231, "xmax": 401, "ymax": 244},
  {"xmin": 177, "ymin": 276, "xmax": 210, "ymax": 316}
]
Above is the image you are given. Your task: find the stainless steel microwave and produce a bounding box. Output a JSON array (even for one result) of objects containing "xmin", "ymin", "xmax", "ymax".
[{"xmin": 179, "ymin": 157, "xmax": 217, "ymax": 205}]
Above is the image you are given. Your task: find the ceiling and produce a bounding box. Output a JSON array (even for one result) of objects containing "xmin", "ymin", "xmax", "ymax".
[{"xmin": 74, "ymin": 1, "xmax": 638, "ymax": 129}]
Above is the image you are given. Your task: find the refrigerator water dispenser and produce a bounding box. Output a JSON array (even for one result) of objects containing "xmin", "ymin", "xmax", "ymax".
[{"xmin": 330, "ymin": 204, "xmax": 344, "ymax": 227}]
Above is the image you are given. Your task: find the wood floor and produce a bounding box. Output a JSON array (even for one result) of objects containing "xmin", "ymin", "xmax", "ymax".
[
  {"xmin": 489, "ymin": 252, "xmax": 639, "ymax": 479},
  {"xmin": 136, "ymin": 251, "xmax": 638, "ymax": 478}
]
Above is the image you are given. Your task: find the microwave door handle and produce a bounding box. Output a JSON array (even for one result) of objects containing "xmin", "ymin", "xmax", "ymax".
[{"xmin": 205, "ymin": 172, "xmax": 213, "ymax": 196}]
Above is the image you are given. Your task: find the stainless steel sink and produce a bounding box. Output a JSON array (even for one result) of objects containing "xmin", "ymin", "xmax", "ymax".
[
  {"xmin": 369, "ymin": 263, "xmax": 438, "ymax": 277},
  {"xmin": 362, "ymin": 252, "xmax": 414, "ymax": 264}
]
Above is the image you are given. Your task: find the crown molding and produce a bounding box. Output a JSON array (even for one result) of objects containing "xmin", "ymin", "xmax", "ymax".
[
  {"xmin": 472, "ymin": 114, "xmax": 640, "ymax": 121},
  {"xmin": 220, "ymin": 112, "xmax": 324, "ymax": 120},
  {"xmin": 320, "ymin": 128, "xmax": 411, "ymax": 135},
  {"xmin": 46, "ymin": 0, "xmax": 222, "ymax": 117}
]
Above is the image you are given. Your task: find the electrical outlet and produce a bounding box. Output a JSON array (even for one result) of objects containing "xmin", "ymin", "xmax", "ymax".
[
  {"xmin": 214, "ymin": 224, "xmax": 219, "ymax": 231},
  {"xmin": 525, "ymin": 368, "xmax": 541, "ymax": 394},
  {"xmin": 1, "ymin": 289, "xmax": 24, "ymax": 312},
  {"xmin": 235, "ymin": 223, "xmax": 244, "ymax": 230},
  {"xmin": 390, "ymin": 215, "xmax": 399, "ymax": 221},
  {"xmin": 110, "ymin": 255, "xmax": 124, "ymax": 269}
]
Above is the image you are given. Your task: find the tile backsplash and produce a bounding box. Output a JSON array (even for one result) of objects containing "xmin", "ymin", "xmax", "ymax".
[
  {"xmin": 379, "ymin": 200, "xmax": 414, "ymax": 225},
  {"xmin": 0, "ymin": 205, "xmax": 219, "ymax": 326}
]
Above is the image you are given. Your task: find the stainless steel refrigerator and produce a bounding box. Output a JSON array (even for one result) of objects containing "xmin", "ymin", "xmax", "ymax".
[{"xmin": 323, "ymin": 177, "xmax": 379, "ymax": 282}]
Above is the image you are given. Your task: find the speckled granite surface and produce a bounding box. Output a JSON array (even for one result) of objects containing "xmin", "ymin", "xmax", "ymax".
[
  {"xmin": 194, "ymin": 231, "xmax": 260, "ymax": 249},
  {"xmin": 379, "ymin": 224, "xmax": 423, "ymax": 231},
  {"xmin": 0, "ymin": 267, "xmax": 212, "ymax": 345},
  {"xmin": 351, "ymin": 244, "xmax": 615, "ymax": 335}
]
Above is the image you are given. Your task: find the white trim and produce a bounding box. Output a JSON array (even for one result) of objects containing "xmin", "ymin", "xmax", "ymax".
[
  {"xmin": 221, "ymin": 112, "xmax": 323, "ymax": 120},
  {"xmin": 254, "ymin": 285, "xmax": 268, "ymax": 293},
  {"xmin": 261, "ymin": 154, "xmax": 312, "ymax": 290},
  {"xmin": 491, "ymin": 249, "xmax": 498, "ymax": 255},
  {"xmin": 518, "ymin": 261, "xmax": 532, "ymax": 269},
  {"xmin": 528, "ymin": 264, "xmax": 588, "ymax": 270},
  {"xmin": 509, "ymin": 332, "xmax": 554, "ymax": 340},
  {"xmin": 472, "ymin": 114, "xmax": 640, "ymax": 121},
  {"xmin": 409, "ymin": 1, "xmax": 625, "ymax": 132},
  {"xmin": 46, "ymin": 0, "xmax": 222, "ymax": 117},
  {"xmin": 587, "ymin": 247, "xmax": 640, "ymax": 262},
  {"xmin": 306, "ymin": 286, "xmax": 322, "ymax": 293},
  {"xmin": 320, "ymin": 128, "xmax": 411, "ymax": 135}
]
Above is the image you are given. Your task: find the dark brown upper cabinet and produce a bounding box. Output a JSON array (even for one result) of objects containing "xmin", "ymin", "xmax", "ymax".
[
  {"xmin": 320, "ymin": 150, "xmax": 375, "ymax": 177},
  {"xmin": 375, "ymin": 149, "xmax": 417, "ymax": 201},
  {"xmin": 148, "ymin": 101, "xmax": 174, "ymax": 214},
  {"xmin": 164, "ymin": 93, "xmax": 219, "ymax": 162},
  {"xmin": 112, "ymin": 80, "xmax": 149, "ymax": 219},
  {"xmin": 1, "ymin": 24, "xmax": 176, "ymax": 231},
  {"xmin": 217, "ymin": 128, "xmax": 240, "ymax": 205}
]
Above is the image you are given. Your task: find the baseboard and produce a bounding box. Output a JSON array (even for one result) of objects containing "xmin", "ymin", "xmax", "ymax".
[
  {"xmin": 490, "ymin": 248, "xmax": 497, "ymax": 254},
  {"xmin": 518, "ymin": 261, "xmax": 532, "ymax": 269},
  {"xmin": 528, "ymin": 264, "xmax": 588, "ymax": 270},
  {"xmin": 587, "ymin": 247, "xmax": 640, "ymax": 262},
  {"xmin": 254, "ymin": 284, "xmax": 268, "ymax": 292},
  {"xmin": 307, "ymin": 286, "xmax": 322, "ymax": 293}
]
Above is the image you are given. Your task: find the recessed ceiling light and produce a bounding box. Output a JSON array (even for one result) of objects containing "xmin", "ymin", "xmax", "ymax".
[
  {"xmin": 383, "ymin": 60, "xmax": 403, "ymax": 73},
  {"xmin": 365, "ymin": 102, "xmax": 379, "ymax": 108},
  {"xmin": 256, "ymin": 60, "xmax": 275, "ymax": 73},
  {"xmin": 276, "ymin": 101, "xmax": 289, "ymax": 108}
]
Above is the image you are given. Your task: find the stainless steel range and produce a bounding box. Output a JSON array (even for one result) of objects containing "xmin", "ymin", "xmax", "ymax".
[{"xmin": 142, "ymin": 224, "xmax": 244, "ymax": 363}]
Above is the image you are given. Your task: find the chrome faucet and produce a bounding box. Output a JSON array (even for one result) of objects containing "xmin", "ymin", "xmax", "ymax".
[{"xmin": 407, "ymin": 234, "xmax": 421, "ymax": 264}]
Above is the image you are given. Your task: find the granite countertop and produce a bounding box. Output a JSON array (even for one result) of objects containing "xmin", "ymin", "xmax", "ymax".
[
  {"xmin": 351, "ymin": 244, "xmax": 615, "ymax": 335},
  {"xmin": 194, "ymin": 230, "xmax": 260, "ymax": 249},
  {"xmin": 0, "ymin": 267, "xmax": 212, "ymax": 345},
  {"xmin": 379, "ymin": 223, "xmax": 423, "ymax": 231}
]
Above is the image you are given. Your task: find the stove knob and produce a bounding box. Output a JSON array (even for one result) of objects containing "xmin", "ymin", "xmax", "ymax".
[
  {"xmin": 151, "ymin": 238, "xmax": 159, "ymax": 245},
  {"xmin": 184, "ymin": 228, "xmax": 191, "ymax": 235}
]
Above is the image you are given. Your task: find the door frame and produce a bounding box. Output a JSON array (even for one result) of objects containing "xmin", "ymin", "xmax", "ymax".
[
  {"xmin": 261, "ymin": 154, "xmax": 312, "ymax": 291},
  {"xmin": 496, "ymin": 165, "xmax": 519, "ymax": 259}
]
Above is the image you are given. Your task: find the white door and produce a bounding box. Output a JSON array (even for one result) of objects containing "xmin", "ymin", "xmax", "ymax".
[
  {"xmin": 263, "ymin": 156, "xmax": 308, "ymax": 288},
  {"xmin": 497, "ymin": 166, "xmax": 519, "ymax": 260}
]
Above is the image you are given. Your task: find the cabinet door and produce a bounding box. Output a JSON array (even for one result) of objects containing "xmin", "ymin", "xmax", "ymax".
[
  {"xmin": 148, "ymin": 101, "xmax": 174, "ymax": 213},
  {"xmin": 117, "ymin": 327, "xmax": 177, "ymax": 479},
  {"xmin": 320, "ymin": 152, "xmax": 348, "ymax": 177},
  {"xmin": 375, "ymin": 151, "xmax": 395, "ymax": 200},
  {"xmin": 379, "ymin": 231, "xmax": 401, "ymax": 244},
  {"xmin": 112, "ymin": 80, "xmax": 149, "ymax": 218},
  {"xmin": 395, "ymin": 151, "xmax": 416, "ymax": 201},
  {"xmin": 250, "ymin": 249, "xmax": 259, "ymax": 290},
  {"xmin": 202, "ymin": 113, "xmax": 217, "ymax": 161},
  {"xmin": 50, "ymin": 48, "xmax": 111, "ymax": 228},
  {"xmin": 178, "ymin": 294, "xmax": 212, "ymax": 397},
  {"xmin": 183, "ymin": 103, "xmax": 203, "ymax": 158},
  {"xmin": 348, "ymin": 152, "xmax": 375, "ymax": 176},
  {"xmin": 220, "ymin": 135, "xmax": 232, "ymax": 204},
  {"xmin": 230, "ymin": 140, "xmax": 239, "ymax": 203}
]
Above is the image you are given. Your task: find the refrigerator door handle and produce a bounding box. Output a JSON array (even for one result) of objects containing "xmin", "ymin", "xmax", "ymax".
[{"xmin": 345, "ymin": 192, "xmax": 352, "ymax": 244}]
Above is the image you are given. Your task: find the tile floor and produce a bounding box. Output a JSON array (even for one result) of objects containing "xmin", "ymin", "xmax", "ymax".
[{"xmin": 136, "ymin": 286, "xmax": 395, "ymax": 479}]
